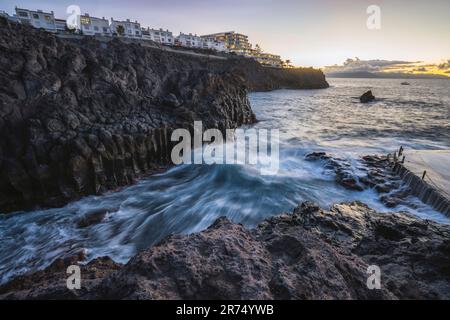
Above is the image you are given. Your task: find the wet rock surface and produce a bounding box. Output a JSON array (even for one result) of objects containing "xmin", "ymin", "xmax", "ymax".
[
  {"xmin": 1, "ymin": 201, "xmax": 449, "ymax": 300},
  {"xmin": 305, "ymin": 152, "xmax": 365, "ymax": 191},
  {"xmin": 305, "ymin": 152, "xmax": 416, "ymax": 209},
  {"xmin": 0, "ymin": 19, "xmax": 326, "ymax": 213}
]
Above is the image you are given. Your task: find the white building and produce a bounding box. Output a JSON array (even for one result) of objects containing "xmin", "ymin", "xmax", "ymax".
[
  {"xmin": 202, "ymin": 38, "xmax": 228, "ymax": 52},
  {"xmin": 79, "ymin": 14, "xmax": 111, "ymax": 36},
  {"xmin": 110, "ymin": 18, "xmax": 141, "ymax": 38},
  {"xmin": 254, "ymin": 52, "xmax": 283, "ymax": 68},
  {"xmin": 55, "ymin": 19, "xmax": 67, "ymax": 33},
  {"xmin": 141, "ymin": 27, "xmax": 174, "ymax": 45},
  {"xmin": 14, "ymin": 7, "xmax": 56, "ymax": 32},
  {"xmin": 175, "ymin": 33, "xmax": 203, "ymax": 48}
]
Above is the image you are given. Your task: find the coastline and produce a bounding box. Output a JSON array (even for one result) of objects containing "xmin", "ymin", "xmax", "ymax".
[
  {"xmin": 1, "ymin": 201, "xmax": 449, "ymax": 299},
  {"xmin": 1, "ymin": 17, "xmax": 449, "ymax": 301}
]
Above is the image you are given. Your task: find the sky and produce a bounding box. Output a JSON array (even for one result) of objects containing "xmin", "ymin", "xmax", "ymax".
[{"xmin": 2, "ymin": 0, "xmax": 450, "ymax": 73}]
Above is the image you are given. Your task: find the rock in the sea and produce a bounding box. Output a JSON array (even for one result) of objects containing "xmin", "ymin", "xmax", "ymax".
[
  {"xmin": 360, "ymin": 90, "xmax": 375, "ymax": 103},
  {"xmin": 76, "ymin": 208, "xmax": 110, "ymax": 228},
  {"xmin": 305, "ymin": 152, "xmax": 365, "ymax": 191},
  {"xmin": 1, "ymin": 201, "xmax": 449, "ymax": 300}
]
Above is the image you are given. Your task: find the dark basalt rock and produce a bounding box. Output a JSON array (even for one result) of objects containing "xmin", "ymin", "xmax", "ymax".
[
  {"xmin": 360, "ymin": 90, "xmax": 375, "ymax": 103},
  {"xmin": 306, "ymin": 152, "xmax": 417, "ymax": 208},
  {"xmin": 1, "ymin": 201, "xmax": 449, "ymax": 299},
  {"xmin": 0, "ymin": 18, "xmax": 328, "ymax": 213},
  {"xmin": 76, "ymin": 208, "xmax": 110, "ymax": 228},
  {"xmin": 305, "ymin": 152, "xmax": 365, "ymax": 191}
]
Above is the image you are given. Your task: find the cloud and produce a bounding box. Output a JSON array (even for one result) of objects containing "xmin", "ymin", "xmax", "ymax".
[
  {"xmin": 323, "ymin": 58, "xmax": 416, "ymax": 74},
  {"xmin": 438, "ymin": 59, "xmax": 450, "ymax": 69},
  {"xmin": 323, "ymin": 58, "xmax": 450, "ymax": 77}
]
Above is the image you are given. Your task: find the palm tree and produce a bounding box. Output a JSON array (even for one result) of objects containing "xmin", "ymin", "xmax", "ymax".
[{"xmin": 116, "ymin": 25, "xmax": 125, "ymax": 36}]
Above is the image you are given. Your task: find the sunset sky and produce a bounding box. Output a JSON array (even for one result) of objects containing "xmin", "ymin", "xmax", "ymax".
[{"xmin": 2, "ymin": 0, "xmax": 450, "ymax": 75}]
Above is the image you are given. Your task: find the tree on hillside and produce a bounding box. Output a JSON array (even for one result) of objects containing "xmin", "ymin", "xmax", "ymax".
[{"xmin": 116, "ymin": 25, "xmax": 125, "ymax": 36}]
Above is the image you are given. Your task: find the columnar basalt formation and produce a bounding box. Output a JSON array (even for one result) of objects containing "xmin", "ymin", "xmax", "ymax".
[{"xmin": 0, "ymin": 18, "xmax": 328, "ymax": 213}]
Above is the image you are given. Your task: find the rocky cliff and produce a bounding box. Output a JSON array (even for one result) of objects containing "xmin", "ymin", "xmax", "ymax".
[
  {"xmin": 1, "ymin": 201, "xmax": 448, "ymax": 299},
  {"xmin": 0, "ymin": 18, "xmax": 328, "ymax": 213}
]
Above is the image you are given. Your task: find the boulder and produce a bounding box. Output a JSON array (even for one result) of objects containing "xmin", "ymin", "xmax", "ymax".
[{"xmin": 360, "ymin": 90, "xmax": 375, "ymax": 103}]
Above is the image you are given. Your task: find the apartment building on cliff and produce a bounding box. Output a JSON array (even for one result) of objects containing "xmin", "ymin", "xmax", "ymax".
[
  {"xmin": 254, "ymin": 52, "xmax": 283, "ymax": 67},
  {"xmin": 141, "ymin": 28, "xmax": 174, "ymax": 45},
  {"xmin": 14, "ymin": 7, "xmax": 56, "ymax": 32},
  {"xmin": 3, "ymin": 6, "xmax": 288, "ymax": 67},
  {"xmin": 110, "ymin": 18, "xmax": 142, "ymax": 38},
  {"xmin": 175, "ymin": 33, "xmax": 203, "ymax": 48},
  {"xmin": 79, "ymin": 14, "xmax": 111, "ymax": 36},
  {"xmin": 202, "ymin": 38, "xmax": 228, "ymax": 52},
  {"xmin": 201, "ymin": 31, "xmax": 252, "ymax": 55}
]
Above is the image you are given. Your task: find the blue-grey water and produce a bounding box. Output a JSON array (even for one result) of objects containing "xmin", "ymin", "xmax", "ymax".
[{"xmin": 1, "ymin": 78, "xmax": 450, "ymax": 284}]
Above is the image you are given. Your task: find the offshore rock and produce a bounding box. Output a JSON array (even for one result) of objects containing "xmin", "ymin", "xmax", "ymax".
[{"xmin": 360, "ymin": 90, "xmax": 375, "ymax": 103}]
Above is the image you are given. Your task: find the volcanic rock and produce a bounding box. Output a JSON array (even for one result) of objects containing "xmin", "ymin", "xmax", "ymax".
[
  {"xmin": 360, "ymin": 90, "xmax": 375, "ymax": 103},
  {"xmin": 0, "ymin": 17, "xmax": 328, "ymax": 213},
  {"xmin": 1, "ymin": 201, "xmax": 449, "ymax": 300}
]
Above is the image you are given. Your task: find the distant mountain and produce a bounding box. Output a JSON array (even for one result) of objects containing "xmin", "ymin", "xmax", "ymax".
[{"xmin": 325, "ymin": 71, "xmax": 449, "ymax": 79}]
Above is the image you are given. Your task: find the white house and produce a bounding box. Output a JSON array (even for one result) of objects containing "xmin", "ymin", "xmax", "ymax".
[
  {"xmin": 202, "ymin": 38, "xmax": 228, "ymax": 52},
  {"xmin": 110, "ymin": 18, "xmax": 141, "ymax": 38},
  {"xmin": 14, "ymin": 7, "xmax": 56, "ymax": 32},
  {"xmin": 254, "ymin": 52, "xmax": 283, "ymax": 68},
  {"xmin": 55, "ymin": 19, "xmax": 67, "ymax": 33},
  {"xmin": 141, "ymin": 27, "xmax": 174, "ymax": 45},
  {"xmin": 176, "ymin": 33, "xmax": 203, "ymax": 48},
  {"xmin": 79, "ymin": 14, "xmax": 111, "ymax": 36}
]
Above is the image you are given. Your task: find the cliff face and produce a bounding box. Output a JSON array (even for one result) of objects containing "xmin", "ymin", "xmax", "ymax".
[
  {"xmin": 1, "ymin": 201, "xmax": 449, "ymax": 300},
  {"xmin": 0, "ymin": 19, "xmax": 328, "ymax": 213},
  {"xmin": 233, "ymin": 59, "xmax": 329, "ymax": 91}
]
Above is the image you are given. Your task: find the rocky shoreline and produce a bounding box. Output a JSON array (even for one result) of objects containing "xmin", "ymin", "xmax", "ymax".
[
  {"xmin": 0, "ymin": 17, "xmax": 328, "ymax": 213},
  {"xmin": 1, "ymin": 201, "xmax": 449, "ymax": 299}
]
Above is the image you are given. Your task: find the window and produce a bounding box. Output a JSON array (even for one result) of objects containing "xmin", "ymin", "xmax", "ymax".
[
  {"xmin": 94, "ymin": 26, "xmax": 99, "ymax": 31},
  {"xmin": 18, "ymin": 11, "xmax": 28, "ymax": 17},
  {"xmin": 84, "ymin": 25, "xmax": 90, "ymax": 30},
  {"xmin": 80, "ymin": 16, "xmax": 90, "ymax": 25},
  {"xmin": 103, "ymin": 27, "xmax": 108, "ymax": 32},
  {"xmin": 32, "ymin": 14, "xmax": 39, "ymax": 19},
  {"xmin": 44, "ymin": 15, "xmax": 51, "ymax": 22},
  {"xmin": 135, "ymin": 30, "xmax": 139, "ymax": 35}
]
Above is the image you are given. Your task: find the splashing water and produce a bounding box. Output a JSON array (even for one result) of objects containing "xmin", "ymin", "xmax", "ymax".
[{"xmin": 1, "ymin": 78, "xmax": 449, "ymax": 284}]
